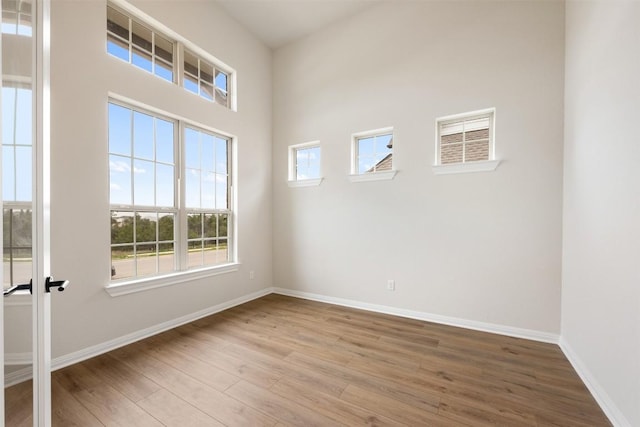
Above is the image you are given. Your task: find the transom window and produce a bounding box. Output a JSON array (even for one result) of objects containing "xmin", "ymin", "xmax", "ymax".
[
  {"xmin": 108, "ymin": 101, "xmax": 233, "ymax": 281},
  {"xmin": 105, "ymin": 3, "xmax": 234, "ymax": 110},
  {"xmin": 107, "ymin": 5, "xmax": 174, "ymax": 82},
  {"xmin": 437, "ymin": 110, "xmax": 495, "ymax": 165},
  {"xmin": 351, "ymin": 128, "xmax": 394, "ymax": 175},
  {"xmin": 184, "ymin": 49, "xmax": 229, "ymax": 108}
]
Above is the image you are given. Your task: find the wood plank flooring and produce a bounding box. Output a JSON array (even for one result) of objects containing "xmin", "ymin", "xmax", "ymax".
[{"xmin": 5, "ymin": 294, "xmax": 612, "ymax": 426}]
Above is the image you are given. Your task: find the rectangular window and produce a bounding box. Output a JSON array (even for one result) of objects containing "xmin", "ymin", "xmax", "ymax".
[
  {"xmin": 351, "ymin": 128, "xmax": 394, "ymax": 175},
  {"xmin": 437, "ymin": 110, "xmax": 494, "ymax": 165},
  {"xmin": 2, "ymin": 84, "xmax": 33, "ymax": 289},
  {"xmin": 288, "ymin": 142, "xmax": 321, "ymax": 186},
  {"xmin": 183, "ymin": 48, "xmax": 230, "ymax": 108},
  {"xmin": 108, "ymin": 101, "xmax": 233, "ymax": 281},
  {"xmin": 107, "ymin": 5, "xmax": 174, "ymax": 82}
]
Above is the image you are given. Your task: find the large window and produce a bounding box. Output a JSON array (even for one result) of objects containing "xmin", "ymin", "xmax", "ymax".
[
  {"xmin": 109, "ymin": 101, "xmax": 232, "ymax": 281},
  {"xmin": 106, "ymin": 3, "xmax": 234, "ymax": 110}
]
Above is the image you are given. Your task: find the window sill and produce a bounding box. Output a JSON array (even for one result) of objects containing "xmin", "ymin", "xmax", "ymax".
[
  {"xmin": 105, "ymin": 262, "xmax": 240, "ymax": 297},
  {"xmin": 349, "ymin": 170, "xmax": 397, "ymax": 183},
  {"xmin": 432, "ymin": 160, "xmax": 501, "ymax": 175},
  {"xmin": 287, "ymin": 178, "xmax": 324, "ymax": 188}
]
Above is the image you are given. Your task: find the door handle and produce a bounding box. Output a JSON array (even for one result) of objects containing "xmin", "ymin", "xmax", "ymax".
[
  {"xmin": 3, "ymin": 279, "xmax": 32, "ymax": 296},
  {"xmin": 45, "ymin": 277, "xmax": 69, "ymax": 293}
]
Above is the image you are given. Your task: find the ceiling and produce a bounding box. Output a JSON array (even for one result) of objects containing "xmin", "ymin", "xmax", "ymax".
[{"xmin": 215, "ymin": 0, "xmax": 381, "ymax": 49}]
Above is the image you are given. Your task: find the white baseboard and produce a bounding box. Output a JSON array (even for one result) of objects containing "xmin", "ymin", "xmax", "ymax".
[
  {"xmin": 4, "ymin": 287, "xmax": 272, "ymax": 387},
  {"xmin": 559, "ymin": 337, "xmax": 632, "ymax": 427},
  {"xmin": 271, "ymin": 287, "xmax": 560, "ymax": 344}
]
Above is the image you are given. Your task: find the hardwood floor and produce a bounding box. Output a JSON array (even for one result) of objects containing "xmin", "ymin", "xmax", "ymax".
[{"xmin": 5, "ymin": 294, "xmax": 611, "ymax": 426}]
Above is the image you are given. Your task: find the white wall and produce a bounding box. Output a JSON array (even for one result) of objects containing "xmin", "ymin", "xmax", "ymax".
[
  {"xmin": 562, "ymin": 2, "xmax": 640, "ymax": 426},
  {"xmin": 45, "ymin": 0, "xmax": 272, "ymax": 357},
  {"xmin": 272, "ymin": 1, "xmax": 565, "ymax": 334}
]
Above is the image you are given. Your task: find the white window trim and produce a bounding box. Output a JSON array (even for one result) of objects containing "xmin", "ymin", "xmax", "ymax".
[
  {"xmin": 433, "ymin": 108, "xmax": 500, "ymax": 174},
  {"xmin": 105, "ymin": 262, "xmax": 240, "ymax": 297},
  {"xmin": 106, "ymin": 95, "xmax": 238, "ymax": 292},
  {"xmin": 287, "ymin": 140, "xmax": 323, "ymax": 187},
  {"xmin": 349, "ymin": 170, "xmax": 397, "ymax": 182},
  {"xmin": 107, "ymin": 0, "xmax": 237, "ymax": 111},
  {"xmin": 350, "ymin": 126, "xmax": 396, "ymax": 180}
]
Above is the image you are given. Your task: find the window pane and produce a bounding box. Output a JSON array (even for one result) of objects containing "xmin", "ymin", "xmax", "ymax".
[
  {"xmin": 136, "ymin": 243, "xmax": 157, "ymax": 277},
  {"xmin": 200, "ymin": 82, "xmax": 214, "ymax": 101},
  {"xmin": 185, "ymin": 168, "xmax": 200, "ymax": 208},
  {"xmin": 215, "ymin": 137, "xmax": 227, "ymax": 174},
  {"xmin": 109, "ymin": 103, "xmax": 132, "ymax": 156},
  {"xmin": 158, "ymin": 213, "xmax": 174, "ymax": 241},
  {"xmin": 219, "ymin": 214, "xmax": 228, "ymax": 237},
  {"xmin": 2, "ymin": 147, "xmax": 15, "ymax": 200},
  {"xmin": 133, "ymin": 159, "xmax": 154, "ymax": 206},
  {"xmin": 155, "ymin": 118, "xmax": 174, "ymax": 164},
  {"xmin": 215, "ymin": 88, "xmax": 228, "ymax": 107},
  {"xmin": 107, "ymin": 6, "xmax": 129, "ymax": 41},
  {"xmin": 2, "ymin": 87, "xmax": 16, "ymax": 145},
  {"xmin": 183, "ymin": 50, "xmax": 198, "ymax": 78},
  {"xmin": 187, "ymin": 213, "xmax": 202, "ymax": 239},
  {"xmin": 441, "ymin": 143, "xmax": 463, "ymax": 164},
  {"xmin": 217, "ymin": 238, "xmax": 229, "ymax": 264},
  {"xmin": 215, "ymin": 70, "xmax": 227, "ymax": 92},
  {"xmin": 158, "ymin": 242, "xmax": 174, "ymax": 274},
  {"xmin": 136, "ymin": 213, "xmax": 157, "ymax": 243},
  {"xmin": 133, "ymin": 111, "xmax": 154, "ymax": 160},
  {"xmin": 107, "ymin": 34, "xmax": 129, "ymax": 62},
  {"xmin": 465, "ymin": 140, "xmax": 490, "ymax": 162},
  {"xmin": 111, "ymin": 211, "xmax": 134, "ymax": 244},
  {"xmin": 131, "ymin": 21, "xmax": 152, "ymax": 53},
  {"xmin": 156, "ymin": 164, "xmax": 174, "ymax": 207},
  {"xmin": 202, "ymin": 171, "xmax": 215, "ymax": 210},
  {"xmin": 184, "ymin": 128, "xmax": 200, "ymax": 169},
  {"xmin": 109, "ymin": 155, "xmax": 132, "ymax": 205},
  {"xmin": 155, "ymin": 60, "xmax": 173, "ymax": 82},
  {"xmin": 215, "ymin": 174, "xmax": 227, "ymax": 210},
  {"xmin": 154, "ymin": 33, "xmax": 173, "ymax": 64},
  {"xmin": 184, "ymin": 74, "xmax": 198, "ymax": 94},
  {"xmin": 187, "ymin": 244, "xmax": 203, "ymax": 269},
  {"xmin": 465, "ymin": 128, "xmax": 489, "ymax": 142},
  {"xmin": 441, "ymin": 132, "xmax": 463, "ymax": 144},
  {"xmin": 204, "ymin": 214, "xmax": 217, "ymax": 238},
  {"xmin": 132, "ymin": 47, "xmax": 153, "ymax": 72},
  {"xmin": 201, "ymin": 133, "xmax": 215, "ymax": 171},
  {"xmin": 15, "ymin": 88, "xmax": 32, "ymax": 145},
  {"xmin": 358, "ymin": 137, "xmax": 374, "ymax": 156},
  {"xmin": 200, "ymin": 60, "xmax": 214, "ymax": 85},
  {"xmin": 15, "ymin": 146, "xmax": 32, "ymax": 201},
  {"xmin": 358, "ymin": 156, "xmax": 374, "ymax": 174},
  {"xmin": 111, "ymin": 245, "xmax": 134, "ymax": 280}
]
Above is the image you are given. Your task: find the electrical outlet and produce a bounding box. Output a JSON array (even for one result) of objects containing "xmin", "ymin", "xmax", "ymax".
[
  {"xmin": 249, "ymin": 270, "xmax": 255, "ymax": 280},
  {"xmin": 387, "ymin": 279, "xmax": 395, "ymax": 291}
]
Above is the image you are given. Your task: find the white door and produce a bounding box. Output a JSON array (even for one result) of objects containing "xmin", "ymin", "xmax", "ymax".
[{"xmin": 2, "ymin": 0, "xmax": 55, "ymax": 425}]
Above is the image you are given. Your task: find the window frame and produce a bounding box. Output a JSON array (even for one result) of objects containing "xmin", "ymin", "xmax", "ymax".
[
  {"xmin": 107, "ymin": 97, "xmax": 236, "ymax": 289},
  {"xmin": 287, "ymin": 141, "xmax": 323, "ymax": 187},
  {"xmin": 349, "ymin": 127, "xmax": 397, "ymax": 183},
  {"xmin": 433, "ymin": 108, "xmax": 500, "ymax": 175}
]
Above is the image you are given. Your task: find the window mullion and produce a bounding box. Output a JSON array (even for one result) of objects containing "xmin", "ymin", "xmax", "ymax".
[{"xmin": 177, "ymin": 120, "xmax": 188, "ymax": 272}]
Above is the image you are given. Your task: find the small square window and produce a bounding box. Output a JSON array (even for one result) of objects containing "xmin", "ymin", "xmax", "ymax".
[
  {"xmin": 288, "ymin": 142, "xmax": 322, "ymax": 187},
  {"xmin": 433, "ymin": 109, "xmax": 500, "ymax": 174},
  {"xmin": 349, "ymin": 127, "xmax": 396, "ymax": 182}
]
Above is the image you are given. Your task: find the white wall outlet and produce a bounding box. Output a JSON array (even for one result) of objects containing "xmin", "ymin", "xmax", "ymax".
[
  {"xmin": 387, "ymin": 279, "xmax": 395, "ymax": 291},
  {"xmin": 249, "ymin": 270, "xmax": 255, "ymax": 280}
]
